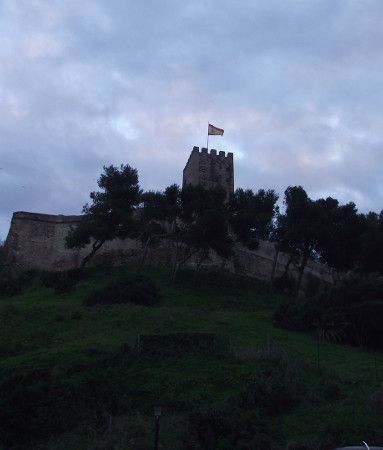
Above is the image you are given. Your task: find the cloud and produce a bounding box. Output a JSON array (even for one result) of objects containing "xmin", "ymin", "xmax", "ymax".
[{"xmin": 1, "ymin": 0, "xmax": 383, "ymax": 239}]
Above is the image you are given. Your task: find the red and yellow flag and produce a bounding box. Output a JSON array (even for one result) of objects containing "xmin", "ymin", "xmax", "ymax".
[{"xmin": 208, "ymin": 123, "xmax": 224, "ymax": 136}]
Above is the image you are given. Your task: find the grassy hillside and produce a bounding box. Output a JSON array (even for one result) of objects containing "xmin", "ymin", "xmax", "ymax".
[{"xmin": 1, "ymin": 265, "xmax": 382, "ymax": 449}]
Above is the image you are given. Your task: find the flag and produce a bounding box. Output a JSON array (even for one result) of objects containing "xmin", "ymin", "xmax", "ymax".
[{"xmin": 208, "ymin": 123, "xmax": 224, "ymax": 136}]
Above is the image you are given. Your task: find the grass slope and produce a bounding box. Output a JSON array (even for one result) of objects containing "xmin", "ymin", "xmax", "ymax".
[{"xmin": 0, "ymin": 265, "xmax": 382, "ymax": 449}]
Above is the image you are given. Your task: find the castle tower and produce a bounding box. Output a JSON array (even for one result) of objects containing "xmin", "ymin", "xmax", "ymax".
[{"xmin": 183, "ymin": 146, "xmax": 234, "ymax": 201}]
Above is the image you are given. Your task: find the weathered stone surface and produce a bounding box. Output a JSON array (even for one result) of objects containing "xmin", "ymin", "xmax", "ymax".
[
  {"xmin": 4, "ymin": 211, "xmax": 333, "ymax": 288},
  {"xmin": 4, "ymin": 211, "xmax": 141, "ymax": 271},
  {"xmin": 183, "ymin": 146, "xmax": 234, "ymax": 202}
]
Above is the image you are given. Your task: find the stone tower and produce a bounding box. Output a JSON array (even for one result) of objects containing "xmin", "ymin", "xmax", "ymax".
[{"xmin": 183, "ymin": 146, "xmax": 234, "ymax": 201}]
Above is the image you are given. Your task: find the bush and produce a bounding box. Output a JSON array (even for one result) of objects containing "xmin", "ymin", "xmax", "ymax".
[
  {"xmin": 0, "ymin": 269, "xmax": 22, "ymax": 297},
  {"xmin": 273, "ymin": 274, "xmax": 296, "ymax": 294},
  {"xmin": 274, "ymin": 273, "xmax": 383, "ymax": 349},
  {"xmin": 41, "ymin": 269, "xmax": 84, "ymax": 294},
  {"xmin": 0, "ymin": 244, "xmax": 20, "ymax": 297},
  {"xmin": 0, "ymin": 242, "xmax": 6, "ymax": 265},
  {"xmin": 84, "ymin": 274, "xmax": 161, "ymax": 306},
  {"xmin": 303, "ymin": 273, "xmax": 325, "ymax": 298},
  {"xmin": 349, "ymin": 300, "xmax": 383, "ymax": 348},
  {"xmin": 327, "ymin": 273, "xmax": 383, "ymax": 309},
  {"xmin": 0, "ymin": 266, "xmax": 44, "ymax": 298},
  {"xmin": 273, "ymin": 299, "xmax": 314, "ymax": 331}
]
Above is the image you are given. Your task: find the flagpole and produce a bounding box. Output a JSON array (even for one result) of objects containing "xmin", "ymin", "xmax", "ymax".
[{"xmin": 207, "ymin": 122, "xmax": 209, "ymax": 151}]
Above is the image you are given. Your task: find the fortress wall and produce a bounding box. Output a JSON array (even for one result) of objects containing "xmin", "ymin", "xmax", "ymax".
[
  {"xmin": 4, "ymin": 211, "xmax": 333, "ymax": 286},
  {"xmin": 4, "ymin": 212, "xmax": 141, "ymax": 271},
  {"xmin": 5, "ymin": 212, "xmax": 83, "ymax": 271},
  {"xmin": 230, "ymin": 240, "xmax": 333, "ymax": 284}
]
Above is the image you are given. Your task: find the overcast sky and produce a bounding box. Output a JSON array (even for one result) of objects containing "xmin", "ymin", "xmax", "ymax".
[{"xmin": 1, "ymin": 0, "xmax": 383, "ymax": 240}]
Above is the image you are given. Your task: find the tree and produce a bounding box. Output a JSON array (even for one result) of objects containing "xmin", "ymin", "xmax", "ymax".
[
  {"xmin": 170, "ymin": 185, "xmax": 233, "ymax": 278},
  {"xmin": 141, "ymin": 184, "xmax": 181, "ymax": 224},
  {"xmin": 275, "ymin": 187, "xmax": 371, "ymax": 293},
  {"xmin": 184, "ymin": 186, "xmax": 232, "ymax": 263},
  {"xmin": 66, "ymin": 164, "xmax": 141, "ymax": 267},
  {"xmin": 0, "ymin": 240, "xmax": 6, "ymax": 267},
  {"xmin": 275, "ymin": 186, "xmax": 325, "ymax": 295},
  {"xmin": 140, "ymin": 184, "xmax": 233, "ymax": 279},
  {"xmin": 139, "ymin": 184, "xmax": 181, "ymax": 267},
  {"xmin": 358, "ymin": 211, "xmax": 383, "ymax": 275},
  {"xmin": 318, "ymin": 201, "xmax": 365, "ymax": 275},
  {"xmin": 229, "ymin": 188, "xmax": 279, "ymax": 249}
]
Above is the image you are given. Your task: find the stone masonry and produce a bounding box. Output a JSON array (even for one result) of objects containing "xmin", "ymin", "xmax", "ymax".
[
  {"xmin": 4, "ymin": 211, "xmax": 333, "ymax": 287},
  {"xmin": 183, "ymin": 146, "xmax": 234, "ymax": 201}
]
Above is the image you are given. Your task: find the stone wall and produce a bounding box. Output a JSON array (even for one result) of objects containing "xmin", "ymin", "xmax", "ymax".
[
  {"xmin": 4, "ymin": 211, "xmax": 141, "ymax": 271},
  {"xmin": 4, "ymin": 211, "xmax": 333, "ymax": 287},
  {"xmin": 183, "ymin": 146, "xmax": 234, "ymax": 201}
]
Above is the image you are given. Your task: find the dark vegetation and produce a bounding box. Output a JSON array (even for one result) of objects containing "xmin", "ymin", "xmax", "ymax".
[
  {"xmin": 274, "ymin": 273, "xmax": 383, "ymax": 350},
  {"xmin": 41, "ymin": 268, "xmax": 84, "ymax": 294},
  {"xmin": 65, "ymin": 164, "xmax": 383, "ymax": 292},
  {"xmin": 65, "ymin": 164, "xmax": 278, "ymax": 279},
  {"xmin": 0, "ymin": 265, "xmax": 383, "ymax": 449},
  {"xmin": 83, "ymin": 273, "xmax": 161, "ymax": 306},
  {"xmin": 65, "ymin": 164, "xmax": 142, "ymax": 267}
]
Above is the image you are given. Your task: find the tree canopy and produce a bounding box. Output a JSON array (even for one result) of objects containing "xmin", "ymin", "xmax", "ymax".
[
  {"xmin": 65, "ymin": 163, "xmax": 383, "ymax": 289},
  {"xmin": 230, "ymin": 188, "xmax": 278, "ymax": 249},
  {"xmin": 66, "ymin": 164, "xmax": 141, "ymax": 266}
]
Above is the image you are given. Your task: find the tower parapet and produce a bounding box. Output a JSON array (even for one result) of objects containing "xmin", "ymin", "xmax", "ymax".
[{"xmin": 182, "ymin": 146, "xmax": 234, "ymax": 201}]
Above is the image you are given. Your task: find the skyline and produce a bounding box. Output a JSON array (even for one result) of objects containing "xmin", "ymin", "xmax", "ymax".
[{"xmin": 1, "ymin": 0, "xmax": 383, "ymax": 239}]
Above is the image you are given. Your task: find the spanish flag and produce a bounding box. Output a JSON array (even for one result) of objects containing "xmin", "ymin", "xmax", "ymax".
[{"xmin": 208, "ymin": 123, "xmax": 224, "ymax": 136}]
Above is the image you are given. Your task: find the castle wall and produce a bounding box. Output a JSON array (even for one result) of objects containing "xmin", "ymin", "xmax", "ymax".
[
  {"xmin": 183, "ymin": 146, "xmax": 234, "ymax": 201},
  {"xmin": 4, "ymin": 211, "xmax": 333, "ymax": 287},
  {"xmin": 4, "ymin": 212, "xmax": 141, "ymax": 271}
]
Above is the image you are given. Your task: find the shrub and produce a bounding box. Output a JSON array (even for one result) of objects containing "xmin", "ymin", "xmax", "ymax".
[
  {"xmin": 84, "ymin": 274, "xmax": 161, "ymax": 306},
  {"xmin": 0, "ymin": 244, "xmax": 20, "ymax": 297},
  {"xmin": 303, "ymin": 273, "xmax": 325, "ymax": 298},
  {"xmin": 0, "ymin": 269, "xmax": 22, "ymax": 297},
  {"xmin": 41, "ymin": 269, "xmax": 84, "ymax": 294},
  {"xmin": 273, "ymin": 299, "xmax": 314, "ymax": 331},
  {"xmin": 349, "ymin": 300, "xmax": 383, "ymax": 348},
  {"xmin": 273, "ymin": 274, "xmax": 296, "ymax": 294},
  {"xmin": 327, "ymin": 273, "xmax": 383, "ymax": 309},
  {"xmin": 0, "ymin": 266, "xmax": 45, "ymax": 298},
  {"xmin": 273, "ymin": 273, "xmax": 383, "ymax": 349}
]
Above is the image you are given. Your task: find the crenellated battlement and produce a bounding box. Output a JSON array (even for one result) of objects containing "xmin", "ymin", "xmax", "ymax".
[
  {"xmin": 191, "ymin": 146, "xmax": 233, "ymax": 159},
  {"xmin": 183, "ymin": 146, "xmax": 234, "ymax": 201}
]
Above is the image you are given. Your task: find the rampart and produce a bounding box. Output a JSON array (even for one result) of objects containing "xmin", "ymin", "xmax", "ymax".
[
  {"xmin": 183, "ymin": 146, "xmax": 234, "ymax": 201},
  {"xmin": 4, "ymin": 212, "xmax": 141, "ymax": 271},
  {"xmin": 4, "ymin": 211, "xmax": 333, "ymax": 287}
]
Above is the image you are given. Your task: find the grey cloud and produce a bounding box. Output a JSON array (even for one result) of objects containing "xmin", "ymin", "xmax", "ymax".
[{"xmin": 1, "ymin": 0, "xmax": 383, "ymax": 239}]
